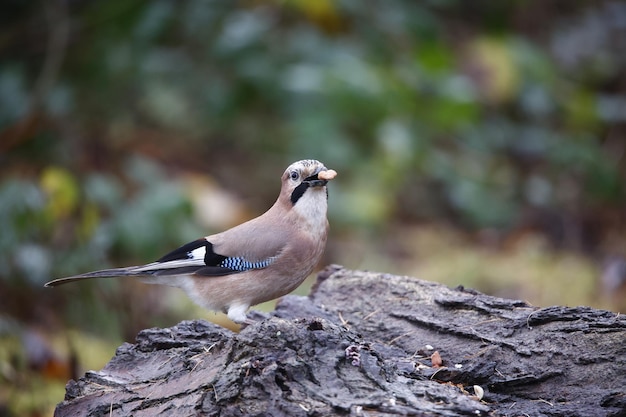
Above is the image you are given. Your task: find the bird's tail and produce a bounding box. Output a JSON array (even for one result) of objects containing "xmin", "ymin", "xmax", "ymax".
[{"xmin": 44, "ymin": 267, "xmax": 145, "ymax": 287}]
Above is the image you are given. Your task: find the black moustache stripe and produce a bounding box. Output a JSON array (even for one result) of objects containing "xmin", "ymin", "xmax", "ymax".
[{"xmin": 290, "ymin": 182, "xmax": 310, "ymax": 205}]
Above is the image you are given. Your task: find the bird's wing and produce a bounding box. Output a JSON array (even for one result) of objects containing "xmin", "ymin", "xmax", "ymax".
[
  {"xmin": 136, "ymin": 235, "xmax": 284, "ymax": 277},
  {"xmin": 45, "ymin": 225, "xmax": 289, "ymax": 287},
  {"xmin": 44, "ymin": 235, "xmax": 282, "ymax": 286},
  {"xmin": 201, "ymin": 215, "xmax": 290, "ymax": 273}
]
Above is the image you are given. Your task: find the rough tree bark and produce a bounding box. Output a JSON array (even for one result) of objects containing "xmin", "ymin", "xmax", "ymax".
[{"xmin": 55, "ymin": 265, "xmax": 626, "ymax": 417}]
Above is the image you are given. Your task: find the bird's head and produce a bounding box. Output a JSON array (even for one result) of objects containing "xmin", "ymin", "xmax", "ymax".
[{"xmin": 280, "ymin": 159, "xmax": 337, "ymax": 207}]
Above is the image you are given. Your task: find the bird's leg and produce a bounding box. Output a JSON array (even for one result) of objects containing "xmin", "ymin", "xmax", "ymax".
[{"xmin": 226, "ymin": 303, "xmax": 250, "ymax": 325}]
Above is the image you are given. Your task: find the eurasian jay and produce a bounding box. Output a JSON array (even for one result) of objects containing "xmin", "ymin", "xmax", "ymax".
[{"xmin": 45, "ymin": 159, "xmax": 337, "ymax": 324}]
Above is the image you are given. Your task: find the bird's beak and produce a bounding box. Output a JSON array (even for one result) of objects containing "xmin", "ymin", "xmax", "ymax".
[{"xmin": 304, "ymin": 168, "xmax": 337, "ymax": 187}]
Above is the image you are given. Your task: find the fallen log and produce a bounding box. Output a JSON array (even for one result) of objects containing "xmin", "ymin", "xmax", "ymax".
[{"xmin": 55, "ymin": 265, "xmax": 626, "ymax": 416}]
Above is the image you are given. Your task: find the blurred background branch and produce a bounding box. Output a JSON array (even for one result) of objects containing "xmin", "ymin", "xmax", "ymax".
[{"xmin": 1, "ymin": 1, "xmax": 625, "ymax": 415}]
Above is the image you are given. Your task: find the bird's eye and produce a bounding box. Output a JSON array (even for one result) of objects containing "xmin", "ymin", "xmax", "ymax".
[{"xmin": 290, "ymin": 171, "xmax": 299, "ymax": 181}]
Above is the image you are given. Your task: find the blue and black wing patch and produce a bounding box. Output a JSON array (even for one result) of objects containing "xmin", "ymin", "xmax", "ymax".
[
  {"xmin": 155, "ymin": 238, "xmax": 275, "ymax": 277},
  {"xmin": 218, "ymin": 257, "xmax": 275, "ymax": 271}
]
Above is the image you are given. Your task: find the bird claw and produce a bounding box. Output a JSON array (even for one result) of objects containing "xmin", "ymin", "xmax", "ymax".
[{"xmin": 239, "ymin": 318, "xmax": 258, "ymax": 329}]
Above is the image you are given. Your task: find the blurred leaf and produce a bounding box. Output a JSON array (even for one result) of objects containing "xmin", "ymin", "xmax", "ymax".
[
  {"xmin": 83, "ymin": 173, "xmax": 124, "ymax": 212},
  {"xmin": 79, "ymin": 203, "xmax": 101, "ymax": 241},
  {"xmin": 416, "ymin": 40, "xmax": 454, "ymax": 74},
  {"xmin": 40, "ymin": 167, "xmax": 79, "ymax": 220},
  {"xmin": 0, "ymin": 67, "xmax": 29, "ymax": 127},
  {"xmin": 565, "ymin": 88, "xmax": 601, "ymax": 131},
  {"xmin": 285, "ymin": 0, "xmax": 341, "ymax": 29},
  {"xmin": 464, "ymin": 37, "xmax": 521, "ymax": 104},
  {"xmin": 14, "ymin": 243, "xmax": 52, "ymax": 285}
]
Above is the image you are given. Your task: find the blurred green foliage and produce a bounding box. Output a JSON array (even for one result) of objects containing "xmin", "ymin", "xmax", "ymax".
[
  {"xmin": 1, "ymin": 1, "xmax": 626, "ymax": 413},
  {"xmin": 3, "ymin": 1, "xmax": 625, "ymax": 229},
  {"xmin": 2, "ymin": 0, "xmax": 625, "ymax": 325},
  {"xmin": 2, "ymin": 0, "xmax": 625, "ymax": 311}
]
